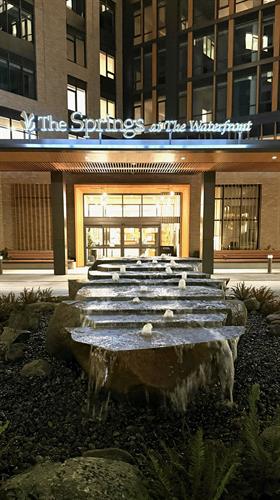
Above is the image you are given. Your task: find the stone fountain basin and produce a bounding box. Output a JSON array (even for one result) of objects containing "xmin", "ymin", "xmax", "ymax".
[
  {"xmin": 71, "ymin": 325, "xmax": 244, "ymax": 351},
  {"xmin": 76, "ymin": 285, "xmax": 225, "ymax": 301},
  {"xmin": 69, "ymin": 325, "xmax": 244, "ymax": 405},
  {"xmin": 89, "ymin": 271, "xmax": 210, "ymax": 280},
  {"xmin": 97, "ymin": 264, "xmax": 196, "ymax": 273},
  {"xmin": 78, "ymin": 299, "xmax": 230, "ymax": 315},
  {"xmin": 84, "ymin": 278, "xmax": 226, "ymax": 289},
  {"xmin": 83, "ymin": 312, "xmax": 227, "ymax": 329}
]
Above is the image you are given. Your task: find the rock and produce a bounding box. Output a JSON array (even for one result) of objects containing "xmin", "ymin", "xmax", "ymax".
[
  {"xmin": 21, "ymin": 359, "xmax": 51, "ymax": 377},
  {"xmin": 5, "ymin": 343, "xmax": 25, "ymax": 361},
  {"xmin": 8, "ymin": 303, "xmax": 56, "ymax": 332},
  {"xmin": 225, "ymin": 299, "xmax": 247, "ymax": 326},
  {"xmin": 268, "ymin": 324, "xmax": 280, "ymax": 337},
  {"xmin": 244, "ymin": 297, "xmax": 261, "ymax": 312},
  {"xmin": 0, "ymin": 327, "xmax": 30, "ymax": 345},
  {"xmin": 46, "ymin": 301, "xmax": 88, "ymax": 369},
  {"xmin": 266, "ymin": 312, "xmax": 280, "ymax": 323},
  {"xmin": 68, "ymin": 279, "xmax": 88, "ymax": 300},
  {"xmin": 0, "ymin": 457, "xmax": 150, "ymax": 500},
  {"xmin": 82, "ymin": 448, "xmax": 135, "ymax": 464}
]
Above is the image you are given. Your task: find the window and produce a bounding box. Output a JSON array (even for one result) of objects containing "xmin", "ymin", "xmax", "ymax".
[
  {"xmin": 134, "ymin": 101, "xmax": 142, "ymax": 119},
  {"xmin": 216, "ymin": 80, "xmax": 227, "ymax": 121},
  {"xmin": 144, "ymin": 98, "xmax": 153, "ymax": 124},
  {"xmin": 0, "ymin": 0, "xmax": 33, "ymax": 42},
  {"xmin": 217, "ymin": 28, "xmax": 228, "ymax": 71},
  {"xmin": 233, "ymin": 70, "xmax": 257, "ymax": 117},
  {"xmin": 235, "ymin": 0, "xmax": 261, "ymax": 12},
  {"xmin": 259, "ymin": 67, "xmax": 273, "ymax": 113},
  {"xmin": 133, "ymin": 2, "xmax": 141, "ymax": 44},
  {"xmin": 218, "ymin": 0, "xmax": 229, "ymax": 18},
  {"xmin": 144, "ymin": 1, "xmax": 153, "ymax": 42},
  {"xmin": 234, "ymin": 18, "xmax": 259, "ymax": 65},
  {"xmin": 144, "ymin": 46, "xmax": 152, "ymax": 89},
  {"xmin": 100, "ymin": 0, "xmax": 115, "ymax": 33},
  {"xmin": 100, "ymin": 51, "xmax": 115, "ymax": 79},
  {"xmin": 158, "ymin": 0, "xmax": 166, "ymax": 37},
  {"xmin": 157, "ymin": 48, "xmax": 166, "ymax": 85},
  {"xmin": 178, "ymin": 91, "xmax": 187, "ymax": 119},
  {"xmin": 193, "ymin": 83, "xmax": 213, "ymax": 122},
  {"xmin": 0, "ymin": 49, "xmax": 35, "ymax": 98},
  {"xmin": 193, "ymin": 0, "xmax": 215, "ymax": 25},
  {"xmin": 133, "ymin": 50, "xmax": 141, "ymax": 90},
  {"xmin": 100, "ymin": 97, "xmax": 115, "ymax": 118},
  {"xmin": 67, "ymin": 78, "xmax": 86, "ymax": 114},
  {"xmin": 157, "ymin": 96, "xmax": 166, "ymax": 121},
  {"xmin": 193, "ymin": 33, "xmax": 215, "ymax": 75},
  {"xmin": 261, "ymin": 14, "xmax": 274, "ymax": 59},
  {"xmin": 214, "ymin": 185, "xmax": 260, "ymax": 250},
  {"xmin": 67, "ymin": 27, "xmax": 86, "ymax": 66},
  {"xmin": 178, "ymin": 41, "xmax": 187, "ymax": 82},
  {"xmin": 178, "ymin": 0, "xmax": 188, "ymax": 30},
  {"xmin": 0, "ymin": 115, "xmax": 37, "ymax": 139},
  {"xmin": 66, "ymin": 0, "xmax": 85, "ymax": 17}
]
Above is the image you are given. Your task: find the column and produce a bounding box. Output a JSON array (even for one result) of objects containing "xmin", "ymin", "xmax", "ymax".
[
  {"xmin": 51, "ymin": 171, "xmax": 68, "ymax": 275},
  {"xmin": 201, "ymin": 172, "xmax": 216, "ymax": 275}
]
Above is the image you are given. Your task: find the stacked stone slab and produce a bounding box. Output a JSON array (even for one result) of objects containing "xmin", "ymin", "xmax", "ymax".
[{"xmin": 47, "ymin": 257, "xmax": 247, "ymax": 411}]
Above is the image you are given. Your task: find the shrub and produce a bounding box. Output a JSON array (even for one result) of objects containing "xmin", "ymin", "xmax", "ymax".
[
  {"xmin": 251, "ymin": 286, "xmax": 277, "ymax": 309},
  {"xmin": 18, "ymin": 287, "xmax": 54, "ymax": 304},
  {"xmin": 231, "ymin": 282, "xmax": 253, "ymax": 301},
  {"xmin": 0, "ymin": 293, "xmax": 18, "ymax": 322},
  {"xmin": 239, "ymin": 384, "xmax": 280, "ymax": 498},
  {"xmin": 146, "ymin": 431, "xmax": 238, "ymax": 500}
]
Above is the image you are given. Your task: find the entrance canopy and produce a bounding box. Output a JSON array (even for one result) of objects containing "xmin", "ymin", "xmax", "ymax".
[{"xmin": 0, "ymin": 138, "xmax": 280, "ymax": 173}]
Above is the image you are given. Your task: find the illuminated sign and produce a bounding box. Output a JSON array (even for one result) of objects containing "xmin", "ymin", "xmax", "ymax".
[{"xmin": 21, "ymin": 111, "xmax": 253, "ymax": 139}]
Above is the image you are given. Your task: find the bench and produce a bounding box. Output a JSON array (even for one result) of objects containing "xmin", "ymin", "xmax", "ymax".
[
  {"xmin": 4, "ymin": 250, "xmax": 54, "ymax": 263},
  {"xmin": 214, "ymin": 250, "xmax": 280, "ymax": 263}
]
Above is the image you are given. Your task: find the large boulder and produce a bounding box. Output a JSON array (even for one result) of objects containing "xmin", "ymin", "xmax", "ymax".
[
  {"xmin": 8, "ymin": 303, "xmax": 56, "ymax": 332},
  {"xmin": 0, "ymin": 457, "xmax": 150, "ymax": 500},
  {"xmin": 46, "ymin": 301, "xmax": 89, "ymax": 371},
  {"xmin": 225, "ymin": 299, "xmax": 247, "ymax": 326},
  {"xmin": 82, "ymin": 448, "xmax": 135, "ymax": 464}
]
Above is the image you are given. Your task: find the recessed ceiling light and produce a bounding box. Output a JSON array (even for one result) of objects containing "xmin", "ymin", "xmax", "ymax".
[
  {"xmin": 272, "ymin": 156, "xmax": 278, "ymax": 160},
  {"xmin": 181, "ymin": 156, "xmax": 186, "ymax": 160}
]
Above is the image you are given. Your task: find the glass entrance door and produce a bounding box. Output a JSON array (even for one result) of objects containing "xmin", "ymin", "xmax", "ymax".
[
  {"xmin": 85, "ymin": 226, "xmax": 122, "ymax": 262},
  {"xmin": 123, "ymin": 226, "xmax": 159, "ymax": 257},
  {"xmin": 85, "ymin": 225, "xmax": 160, "ymax": 262}
]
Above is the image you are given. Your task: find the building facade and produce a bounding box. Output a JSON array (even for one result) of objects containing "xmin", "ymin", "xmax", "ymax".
[{"xmin": 0, "ymin": 0, "xmax": 280, "ymax": 272}]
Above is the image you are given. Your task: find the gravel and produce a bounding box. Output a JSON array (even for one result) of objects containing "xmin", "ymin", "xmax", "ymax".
[{"xmin": 1, "ymin": 311, "xmax": 280, "ymax": 481}]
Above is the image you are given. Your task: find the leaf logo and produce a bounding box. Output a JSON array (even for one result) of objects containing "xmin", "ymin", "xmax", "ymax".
[{"xmin": 20, "ymin": 111, "xmax": 36, "ymax": 133}]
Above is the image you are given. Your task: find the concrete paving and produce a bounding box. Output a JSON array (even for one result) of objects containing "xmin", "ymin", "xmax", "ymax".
[{"xmin": 0, "ymin": 267, "xmax": 280, "ymax": 296}]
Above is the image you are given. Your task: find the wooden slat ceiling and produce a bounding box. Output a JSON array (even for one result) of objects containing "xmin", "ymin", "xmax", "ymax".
[{"xmin": 0, "ymin": 149, "xmax": 279, "ymax": 173}]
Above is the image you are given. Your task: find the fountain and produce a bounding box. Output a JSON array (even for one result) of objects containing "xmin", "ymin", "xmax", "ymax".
[
  {"xmin": 140, "ymin": 323, "xmax": 153, "ymax": 337},
  {"xmin": 47, "ymin": 256, "xmax": 246, "ymax": 413},
  {"xmin": 164, "ymin": 309, "xmax": 174, "ymax": 319},
  {"xmin": 165, "ymin": 266, "xmax": 173, "ymax": 274},
  {"xmin": 178, "ymin": 278, "xmax": 186, "ymax": 289}
]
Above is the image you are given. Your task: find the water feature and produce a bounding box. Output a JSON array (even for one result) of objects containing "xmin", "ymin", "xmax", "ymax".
[
  {"xmin": 65, "ymin": 257, "xmax": 245, "ymax": 413},
  {"xmin": 179, "ymin": 278, "xmax": 186, "ymax": 289},
  {"xmin": 163, "ymin": 309, "xmax": 174, "ymax": 319},
  {"xmin": 140, "ymin": 323, "xmax": 153, "ymax": 337}
]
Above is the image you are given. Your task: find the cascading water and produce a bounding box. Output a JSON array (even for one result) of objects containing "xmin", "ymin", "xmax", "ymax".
[{"xmin": 112, "ymin": 272, "xmax": 120, "ymax": 281}]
